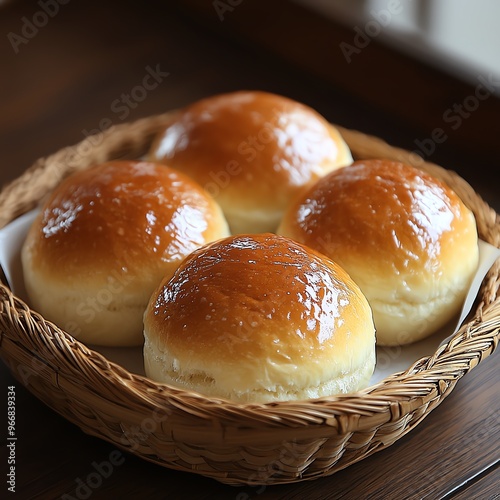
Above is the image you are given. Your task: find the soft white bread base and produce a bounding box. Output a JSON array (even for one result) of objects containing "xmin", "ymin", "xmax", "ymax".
[
  {"xmin": 21, "ymin": 264, "xmax": 160, "ymax": 346},
  {"xmin": 277, "ymin": 160, "xmax": 479, "ymax": 346},
  {"xmin": 148, "ymin": 91, "xmax": 354, "ymax": 235},
  {"xmin": 222, "ymin": 125, "xmax": 353, "ymax": 234},
  {"xmin": 143, "ymin": 233, "xmax": 376, "ymax": 403},
  {"xmin": 143, "ymin": 330, "xmax": 375, "ymax": 403},
  {"xmin": 279, "ymin": 216, "xmax": 478, "ymax": 346},
  {"xmin": 344, "ymin": 245, "xmax": 478, "ymax": 345},
  {"xmin": 328, "ymin": 123, "xmax": 353, "ymax": 170},
  {"xmin": 20, "ymin": 161, "xmax": 231, "ymax": 347},
  {"xmin": 223, "ymin": 207, "xmax": 283, "ymax": 235}
]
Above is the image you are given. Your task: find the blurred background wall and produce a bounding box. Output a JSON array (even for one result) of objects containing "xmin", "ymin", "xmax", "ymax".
[{"xmin": 293, "ymin": 0, "xmax": 500, "ymax": 92}]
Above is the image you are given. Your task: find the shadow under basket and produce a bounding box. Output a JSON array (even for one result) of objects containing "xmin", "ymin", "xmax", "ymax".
[{"xmin": 0, "ymin": 112, "xmax": 499, "ymax": 486}]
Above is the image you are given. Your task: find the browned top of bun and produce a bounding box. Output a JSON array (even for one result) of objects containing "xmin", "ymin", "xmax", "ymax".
[
  {"xmin": 280, "ymin": 159, "xmax": 477, "ymax": 277},
  {"xmin": 148, "ymin": 90, "xmax": 349, "ymax": 208},
  {"xmin": 25, "ymin": 160, "xmax": 226, "ymax": 283},
  {"xmin": 145, "ymin": 233, "xmax": 372, "ymax": 369}
]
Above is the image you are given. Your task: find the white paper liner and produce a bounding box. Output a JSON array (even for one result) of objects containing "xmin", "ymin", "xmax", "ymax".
[{"xmin": 1, "ymin": 209, "xmax": 499, "ymax": 386}]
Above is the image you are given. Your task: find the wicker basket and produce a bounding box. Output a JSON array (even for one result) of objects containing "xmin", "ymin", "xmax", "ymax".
[{"xmin": 0, "ymin": 112, "xmax": 499, "ymax": 486}]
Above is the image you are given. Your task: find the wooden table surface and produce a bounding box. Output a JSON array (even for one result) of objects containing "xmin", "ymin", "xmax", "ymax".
[{"xmin": 0, "ymin": 1, "xmax": 498, "ymax": 499}]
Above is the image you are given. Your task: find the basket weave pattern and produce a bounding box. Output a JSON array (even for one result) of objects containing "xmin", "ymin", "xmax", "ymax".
[{"xmin": 0, "ymin": 114, "xmax": 498, "ymax": 485}]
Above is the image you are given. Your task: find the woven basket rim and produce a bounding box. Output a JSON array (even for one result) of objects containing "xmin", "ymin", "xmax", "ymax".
[
  {"xmin": 0, "ymin": 110, "xmax": 499, "ymax": 484},
  {"xmin": 0, "ymin": 113, "xmax": 498, "ymax": 411}
]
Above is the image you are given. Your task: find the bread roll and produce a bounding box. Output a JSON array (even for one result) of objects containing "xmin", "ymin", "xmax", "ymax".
[
  {"xmin": 278, "ymin": 159, "xmax": 479, "ymax": 346},
  {"xmin": 21, "ymin": 160, "xmax": 230, "ymax": 346},
  {"xmin": 143, "ymin": 233, "xmax": 375, "ymax": 403},
  {"xmin": 148, "ymin": 90, "xmax": 353, "ymax": 234}
]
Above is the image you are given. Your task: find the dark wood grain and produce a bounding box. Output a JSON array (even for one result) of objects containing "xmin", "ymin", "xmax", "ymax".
[
  {"xmin": 175, "ymin": 0, "xmax": 500, "ymax": 154},
  {"xmin": 449, "ymin": 464, "xmax": 500, "ymax": 500},
  {"xmin": 2, "ymin": 346, "xmax": 498, "ymax": 500},
  {"xmin": 173, "ymin": 0, "xmax": 500, "ymax": 214},
  {"xmin": 0, "ymin": 1, "xmax": 499, "ymax": 498},
  {"xmin": 1, "ymin": 0, "xmax": 499, "ymax": 212}
]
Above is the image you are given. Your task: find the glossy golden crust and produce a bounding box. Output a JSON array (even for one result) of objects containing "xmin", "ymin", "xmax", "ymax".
[
  {"xmin": 21, "ymin": 160, "xmax": 230, "ymax": 346},
  {"xmin": 23, "ymin": 160, "xmax": 229, "ymax": 285},
  {"xmin": 278, "ymin": 159, "xmax": 479, "ymax": 345},
  {"xmin": 143, "ymin": 233, "xmax": 376, "ymax": 401},
  {"xmin": 148, "ymin": 90, "xmax": 352, "ymax": 233}
]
